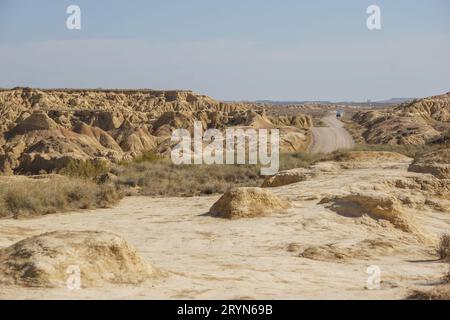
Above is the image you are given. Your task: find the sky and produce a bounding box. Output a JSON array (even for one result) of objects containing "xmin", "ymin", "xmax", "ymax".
[{"xmin": 0, "ymin": 0, "xmax": 449, "ymax": 101}]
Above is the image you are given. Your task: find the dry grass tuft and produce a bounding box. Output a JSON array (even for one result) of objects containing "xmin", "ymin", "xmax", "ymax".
[
  {"xmin": 112, "ymin": 151, "xmax": 342, "ymax": 197},
  {"xmin": 279, "ymin": 152, "xmax": 338, "ymax": 171},
  {"xmin": 59, "ymin": 159, "xmax": 110, "ymax": 178},
  {"xmin": 113, "ymin": 161, "xmax": 263, "ymax": 197},
  {"xmin": 0, "ymin": 175, "xmax": 121, "ymax": 219},
  {"xmin": 108, "ymin": 145, "xmax": 438, "ymax": 198}
]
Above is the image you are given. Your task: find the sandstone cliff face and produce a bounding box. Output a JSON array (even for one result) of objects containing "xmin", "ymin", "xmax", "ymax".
[
  {"xmin": 352, "ymin": 93, "xmax": 450, "ymax": 145},
  {"xmin": 0, "ymin": 88, "xmax": 312, "ymax": 174}
]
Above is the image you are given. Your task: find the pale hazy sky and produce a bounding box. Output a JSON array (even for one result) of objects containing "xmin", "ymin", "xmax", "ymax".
[{"xmin": 0, "ymin": 0, "xmax": 449, "ymax": 101}]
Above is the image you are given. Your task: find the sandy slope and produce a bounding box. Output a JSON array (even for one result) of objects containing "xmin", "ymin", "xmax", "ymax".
[
  {"xmin": 0, "ymin": 157, "xmax": 448, "ymax": 300},
  {"xmin": 310, "ymin": 114, "xmax": 355, "ymax": 153}
]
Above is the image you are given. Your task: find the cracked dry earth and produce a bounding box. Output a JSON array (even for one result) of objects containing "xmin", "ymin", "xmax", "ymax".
[{"xmin": 0, "ymin": 156, "xmax": 449, "ymax": 299}]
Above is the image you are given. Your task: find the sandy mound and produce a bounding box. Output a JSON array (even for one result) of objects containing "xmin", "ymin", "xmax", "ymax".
[
  {"xmin": 321, "ymin": 192, "xmax": 424, "ymax": 237},
  {"xmin": 300, "ymin": 244, "xmax": 351, "ymax": 261},
  {"xmin": 0, "ymin": 231, "xmax": 155, "ymax": 288},
  {"xmin": 262, "ymin": 168, "xmax": 316, "ymax": 188},
  {"xmin": 298, "ymin": 239, "xmax": 397, "ymax": 262},
  {"xmin": 209, "ymin": 187, "xmax": 291, "ymax": 219},
  {"xmin": 262, "ymin": 162, "xmax": 341, "ymax": 188}
]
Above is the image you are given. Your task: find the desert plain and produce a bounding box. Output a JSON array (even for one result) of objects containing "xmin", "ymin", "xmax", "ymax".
[{"xmin": 0, "ymin": 88, "xmax": 449, "ymax": 300}]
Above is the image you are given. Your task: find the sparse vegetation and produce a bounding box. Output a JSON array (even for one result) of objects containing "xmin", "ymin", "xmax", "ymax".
[
  {"xmin": 59, "ymin": 159, "xmax": 110, "ymax": 179},
  {"xmin": 350, "ymin": 144, "xmax": 439, "ymax": 158},
  {"xmin": 0, "ymin": 175, "xmax": 121, "ymax": 219},
  {"xmin": 130, "ymin": 150, "xmax": 164, "ymax": 164},
  {"xmin": 279, "ymin": 151, "xmax": 339, "ymax": 171},
  {"xmin": 113, "ymin": 160, "xmax": 263, "ymax": 197},
  {"xmin": 111, "ymin": 145, "xmax": 437, "ymax": 197},
  {"xmin": 111, "ymin": 150, "xmax": 346, "ymax": 197}
]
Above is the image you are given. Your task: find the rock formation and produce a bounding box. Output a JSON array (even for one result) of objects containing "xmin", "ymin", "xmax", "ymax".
[
  {"xmin": 352, "ymin": 92, "xmax": 449, "ymax": 145},
  {"xmin": 0, "ymin": 88, "xmax": 312, "ymax": 174},
  {"xmin": 0, "ymin": 231, "xmax": 155, "ymax": 288},
  {"xmin": 208, "ymin": 187, "xmax": 291, "ymax": 219}
]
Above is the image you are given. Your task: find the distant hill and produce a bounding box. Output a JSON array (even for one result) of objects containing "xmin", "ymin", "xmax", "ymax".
[
  {"xmin": 253, "ymin": 100, "xmax": 333, "ymax": 105},
  {"xmin": 375, "ymin": 98, "xmax": 415, "ymax": 104},
  {"xmin": 249, "ymin": 98, "xmax": 415, "ymax": 106}
]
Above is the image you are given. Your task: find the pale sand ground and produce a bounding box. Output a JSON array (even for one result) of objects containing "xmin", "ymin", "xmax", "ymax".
[{"xmin": 1, "ymin": 158, "xmax": 449, "ymax": 300}]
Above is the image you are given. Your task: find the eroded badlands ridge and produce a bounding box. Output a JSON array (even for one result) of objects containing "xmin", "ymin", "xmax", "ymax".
[
  {"xmin": 0, "ymin": 88, "xmax": 312, "ymax": 174},
  {"xmin": 352, "ymin": 92, "xmax": 450, "ymax": 145}
]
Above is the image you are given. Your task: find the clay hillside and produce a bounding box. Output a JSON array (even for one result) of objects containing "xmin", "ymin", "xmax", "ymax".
[
  {"xmin": 0, "ymin": 88, "xmax": 312, "ymax": 175},
  {"xmin": 352, "ymin": 92, "xmax": 450, "ymax": 145}
]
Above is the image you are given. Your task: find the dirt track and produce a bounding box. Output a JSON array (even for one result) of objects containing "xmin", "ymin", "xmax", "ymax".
[{"xmin": 309, "ymin": 114, "xmax": 355, "ymax": 153}]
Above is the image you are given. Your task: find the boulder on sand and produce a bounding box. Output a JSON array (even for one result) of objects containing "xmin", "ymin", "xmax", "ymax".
[
  {"xmin": 262, "ymin": 168, "xmax": 315, "ymax": 188},
  {"xmin": 0, "ymin": 231, "xmax": 155, "ymax": 288},
  {"xmin": 320, "ymin": 191, "xmax": 428, "ymax": 241},
  {"xmin": 262, "ymin": 162, "xmax": 340, "ymax": 188},
  {"xmin": 208, "ymin": 187, "xmax": 291, "ymax": 219}
]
